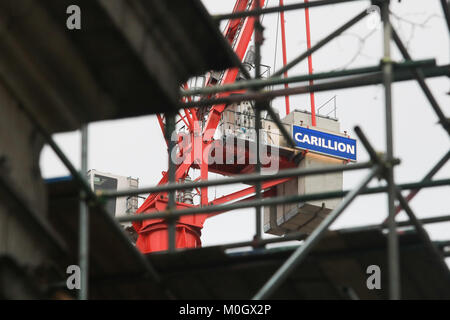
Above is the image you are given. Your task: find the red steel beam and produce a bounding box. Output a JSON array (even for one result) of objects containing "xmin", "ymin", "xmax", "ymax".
[
  {"xmin": 304, "ymin": 0, "xmax": 316, "ymax": 126},
  {"xmin": 279, "ymin": 0, "xmax": 291, "ymax": 115}
]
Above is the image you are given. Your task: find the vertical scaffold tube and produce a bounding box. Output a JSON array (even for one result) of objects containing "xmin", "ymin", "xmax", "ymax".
[
  {"xmin": 79, "ymin": 124, "xmax": 89, "ymax": 300},
  {"xmin": 381, "ymin": 0, "xmax": 401, "ymax": 300}
]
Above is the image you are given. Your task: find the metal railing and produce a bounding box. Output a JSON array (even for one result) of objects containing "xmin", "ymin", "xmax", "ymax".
[{"xmin": 317, "ymin": 95, "xmax": 337, "ymax": 118}]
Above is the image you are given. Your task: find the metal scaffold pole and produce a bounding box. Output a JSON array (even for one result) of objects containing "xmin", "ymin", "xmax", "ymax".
[
  {"xmin": 181, "ymin": 59, "xmax": 436, "ymax": 97},
  {"xmin": 381, "ymin": 0, "xmax": 401, "ymax": 300},
  {"xmin": 166, "ymin": 113, "xmax": 177, "ymax": 252},
  {"xmin": 254, "ymin": 0, "xmax": 263, "ymax": 243},
  {"xmin": 79, "ymin": 124, "xmax": 89, "ymax": 300},
  {"xmin": 213, "ymin": 0, "xmax": 368, "ymax": 21}
]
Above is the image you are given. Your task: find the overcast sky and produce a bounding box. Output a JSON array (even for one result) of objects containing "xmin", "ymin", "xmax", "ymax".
[{"xmin": 40, "ymin": 0, "xmax": 449, "ymax": 261}]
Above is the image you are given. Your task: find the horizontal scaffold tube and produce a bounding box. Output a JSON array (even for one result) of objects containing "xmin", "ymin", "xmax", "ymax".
[
  {"xmin": 213, "ymin": 0, "xmax": 371, "ymax": 21},
  {"xmin": 181, "ymin": 59, "xmax": 436, "ymax": 97},
  {"xmin": 115, "ymin": 175, "xmax": 450, "ymax": 224},
  {"xmin": 99, "ymin": 161, "xmax": 376, "ymax": 199},
  {"xmin": 181, "ymin": 64, "xmax": 450, "ymax": 108}
]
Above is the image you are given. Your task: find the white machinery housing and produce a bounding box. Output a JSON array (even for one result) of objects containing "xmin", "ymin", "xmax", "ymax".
[
  {"xmin": 87, "ymin": 169, "xmax": 139, "ymax": 229},
  {"xmin": 264, "ymin": 110, "xmax": 347, "ymax": 235}
]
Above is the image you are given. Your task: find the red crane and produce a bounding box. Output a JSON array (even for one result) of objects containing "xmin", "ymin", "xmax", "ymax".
[{"xmin": 133, "ymin": 0, "xmax": 315, "ymax": 253}]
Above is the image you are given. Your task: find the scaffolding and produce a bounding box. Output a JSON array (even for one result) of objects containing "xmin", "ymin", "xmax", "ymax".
[{"xmin": 33, "ymin": 0, "xmax": 450, "ymax": 300}]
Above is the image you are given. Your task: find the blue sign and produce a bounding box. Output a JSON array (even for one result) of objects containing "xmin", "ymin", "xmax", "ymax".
[{"xmin": 293, "ymin": 125, "xmax": 357, "ymax": 161}]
